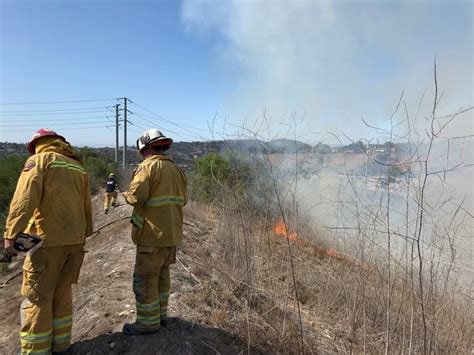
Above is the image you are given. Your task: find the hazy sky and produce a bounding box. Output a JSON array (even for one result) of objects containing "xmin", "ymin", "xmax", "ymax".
[{"xmin": 0, "ymin": 0, "xmax": 472, "ymax": 146}]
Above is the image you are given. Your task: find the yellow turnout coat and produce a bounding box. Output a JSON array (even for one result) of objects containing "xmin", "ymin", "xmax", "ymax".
[
  {"xmin": 124, "ymin": 154, "xmax": 187, "ymax": 247},
  {"xmin": 3, "ymin": 138, "xmax": 93, "ymax": 245}
]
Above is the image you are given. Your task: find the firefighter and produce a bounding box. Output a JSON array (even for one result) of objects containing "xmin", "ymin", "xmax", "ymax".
[
  {"xmin": 3, "ymin": 128, "xmax": 93, "ymax": 354},
  {"xmin": 104, "ymin": 173, "xmax": 118, "ymax": 214},
  {"xmin": 122, "ymin": 129, "xmax": 187, "ymax": 335}
]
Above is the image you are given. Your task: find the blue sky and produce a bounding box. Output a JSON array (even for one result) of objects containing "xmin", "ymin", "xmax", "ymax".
[
  {"xmin": 0, "ymin": 0, "xmax": 472, "ymax": 146},
  {"xmin": 0, "ymin": 0, "xmax": 224, "ymax": 145}
]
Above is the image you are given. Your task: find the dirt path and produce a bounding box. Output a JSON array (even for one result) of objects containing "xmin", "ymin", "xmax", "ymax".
[{"xmin": 0, "ymin": 194, "xmax": 254, "ymax": 354}]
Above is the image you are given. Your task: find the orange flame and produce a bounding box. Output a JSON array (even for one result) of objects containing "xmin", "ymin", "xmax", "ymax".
[
  {"xmin": 326, "ymin": 248, "xmax": 344, "ymax": 260},
  {"xmin": 271, "ymin": 219, "xmax": 349, "ymax": 263},
  {"xmin": 273, "ymin": 218, "xmax": 298, "ymax": 241}
]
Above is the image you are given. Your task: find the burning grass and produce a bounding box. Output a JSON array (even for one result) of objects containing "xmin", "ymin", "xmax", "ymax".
[
  {"xmin": 273, "ymin": 217, "xmax": 298, "ymax": 241},
  {"xmin": 181, "ymin": 200, "xmax": 473, "ymax": 354},
  {"xmin": 272, "ymin": 217, "xmax": 345, "ymax": 261}
]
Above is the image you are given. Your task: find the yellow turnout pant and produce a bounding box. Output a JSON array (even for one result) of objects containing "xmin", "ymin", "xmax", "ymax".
[
  {"xmin": 132, "ymin": 246, "xmax": 176, "ymax": 329},
  {"xmin": 103, "ymin": 191, "xmax": 118, "ymax": 211},
  {"xmin": 20, "ymin": 244, "xmax": 85, "ymax": 354}
]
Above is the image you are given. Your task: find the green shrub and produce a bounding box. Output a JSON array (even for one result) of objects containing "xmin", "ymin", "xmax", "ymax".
[
  {"xmin": 78, "ymin": 147, "xmax": 117, "ymax": 194},
  {"xmin": 190, "ymin": 151, "xmax": 272, "ymax": 209},
  {"xmin": 0, "ymin": 155, "xmax": 27, "ymax": 236},
  {"xmin": 191, "ymin": 153, "xmax": 232, "ymax": 202}
]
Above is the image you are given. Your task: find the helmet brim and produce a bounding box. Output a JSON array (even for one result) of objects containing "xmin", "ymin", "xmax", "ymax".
[
  {"xmin": 138, "ymin": 137, "xmax": 173, "ymax": 151},
  {"xmin": 149, "ymin": 138, "xmax": 173, "ymax": 150},
  {"xmin": 27, "ymin": 134, "xmax": 66, "ymax": 154}
]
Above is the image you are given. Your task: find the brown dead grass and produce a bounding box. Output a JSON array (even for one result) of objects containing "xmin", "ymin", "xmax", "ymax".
[
  {"xmin": 1, "ymin": 195, "xmax": 472, "ymax": 354},
  {"xmin": 182, "ymin": 200, "xmax": 473, "ymax": 354}
]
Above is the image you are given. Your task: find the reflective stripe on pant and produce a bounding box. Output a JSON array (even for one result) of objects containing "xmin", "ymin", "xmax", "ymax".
[
  {"xmin": 104, "ymin": 191, "xmax": 118, "ymax": 210},
  {"xmin": 20, "ymin": 244, "xmax": 84, "ymax": 353},
  {"xmin": 133, "ymin": 246, "xmax": 175, "ymax": 328},
  {"xmin": 52, "ymin": 314, "xmax": 72, "ymax": 351}
]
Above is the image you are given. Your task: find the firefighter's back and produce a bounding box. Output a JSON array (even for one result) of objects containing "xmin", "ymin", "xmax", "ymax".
[{"xmin": 32, "ymin": 151, "xmax": 90, "ymax": 246}]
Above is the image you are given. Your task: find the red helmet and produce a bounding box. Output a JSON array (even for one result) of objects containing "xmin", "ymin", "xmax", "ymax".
[{"xmin": 27, "ymin": 128, "xmax": 66, "ymax": 154}]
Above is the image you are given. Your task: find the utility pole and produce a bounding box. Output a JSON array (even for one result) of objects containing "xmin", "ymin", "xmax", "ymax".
[
  {"xmin": 114, "ymin": 104, "xmax": 120, "ymax": 163},
  {"xmin": 122, "ymin": 97, "xmax": 128, "ymax": 169}
]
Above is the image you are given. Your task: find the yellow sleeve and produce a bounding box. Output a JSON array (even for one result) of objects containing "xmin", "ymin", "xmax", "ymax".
[
  {"xmin": 84, "ymin": 175, "xmax": 93, "ymax": 237},
  {"xmin": 124, "ymin": 164, "xmax": 150, "ymax": 207},
  {"xmin": 3, "ymin": 155, "xmax": 44, "ymax": 239}
]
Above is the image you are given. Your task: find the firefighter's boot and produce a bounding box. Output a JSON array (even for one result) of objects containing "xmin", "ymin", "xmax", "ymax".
[
  {"xmin": 124, "ymin": 246, "xmax": 176, "ymax": 335},
  {"xmin": 122, "ymin": 322, "xmax": 160, "ymax": 335},
  {"xmin": 129, "ymin": 271, "xmax": 161, "ymax": 334}
]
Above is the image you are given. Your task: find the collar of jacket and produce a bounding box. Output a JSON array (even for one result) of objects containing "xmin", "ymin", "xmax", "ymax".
[
  {"xmin": 35, "ymin": 137, "xmax": 83, "ymax": 162},
  {"xmin": 145, "ymin": 154, "xmax": 173, "ymax": 162}
]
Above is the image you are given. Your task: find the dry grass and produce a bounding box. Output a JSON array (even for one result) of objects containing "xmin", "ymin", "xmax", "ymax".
[{"xmin": 179, "ymin": 200, "xmax": 473, "ymax": 354}]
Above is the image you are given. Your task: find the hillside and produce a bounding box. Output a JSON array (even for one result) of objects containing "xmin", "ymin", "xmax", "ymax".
[
  {"xmin": 1, "ymin": 193, "xmax": 472, "ymax": 353},
  {"xmin": 0, "ymin": 193, "xmax": 345, "ymax": 354},
  {"xmin": 1, "ymin": 143, "xmax": 472, "ymax": 354},
  {"xmin": 0, "ymin": 194, "xmax": 242, "ymax": 353}
]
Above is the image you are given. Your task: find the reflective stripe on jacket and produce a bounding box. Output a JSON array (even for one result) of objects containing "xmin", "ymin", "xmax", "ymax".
[
  {"xmin": 3, "ymin": 140, "xmax": 93, "ymax": 246},
  {"xmin": 125, "ymin": 154, "xmax": 187, "ymax": 247}
]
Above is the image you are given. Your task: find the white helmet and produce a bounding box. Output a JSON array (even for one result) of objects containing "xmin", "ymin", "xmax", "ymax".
[{"xmin": 136, "ymin": 129, "xmax": 173, "ymax": 152}]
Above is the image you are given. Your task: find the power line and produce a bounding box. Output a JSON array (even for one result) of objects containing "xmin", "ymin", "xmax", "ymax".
[
  {"xmin": 132, "ymin": 109, "xmax": 211, "ymax": 135},
  {"xmin": 128, "ymin": 101, "xmax": 212, "ymax": 139},
  {"xmin": 1, "ymin": 120, "xmax": 111, "ymax": 127},
  {"xmin": 0, "ymin": 97, "xmax": 223, "ymax": 144},
  {"xmin": 127, "ymin": 119, "xmax": 147, "ymax": 131},
  {"xmin": 0, "ymin": 97, "xmax": 220, "ymax": 142},
  {"xmin": 0, "ymin": 106, "xmax": 110, "ymax": 113},
  {"xmin": 129, "ymin": 101, "xmax": 180, "ymax": 126},
  {"xmin": 0, "ymin": 116, "xmax": 110, "ymax": 123},
  {"xmin": 130, "ymin": 100, "xmax": 226, "ymax": 139},
  {"xmin": 0, "ymin": 110, "xmax": 108, "ymax": 116},
  {"xmin": 130, "ymin": 111, "xmax": 201, "ymax": 141},
  {"xmin": 129, "ymin": 108, "xmax": 205, "ymax": 140},
  {"xmin": 0, "ymin": 98, "xmax": 118, "ymax": 105},
  {"xmin": 1, "ymin": 125, "xmax": 111, "ymax": 132},
  {"xmin": 128, "ymin": 127, "xmax": 143, "ymax": 135}
]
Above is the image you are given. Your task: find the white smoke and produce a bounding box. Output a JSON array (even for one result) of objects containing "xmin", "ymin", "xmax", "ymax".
[{"xmin": 181, "ymin": 0, "xmax": 473, "ymax": 142}]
